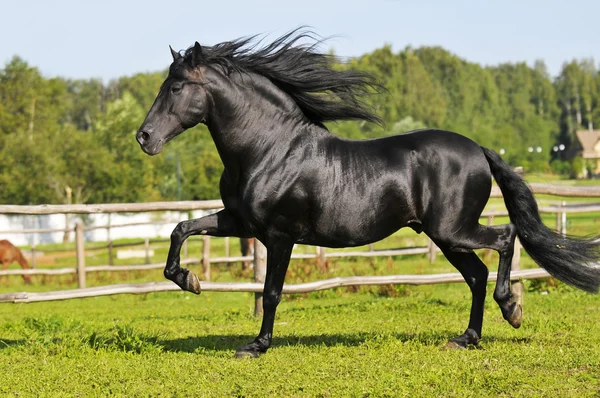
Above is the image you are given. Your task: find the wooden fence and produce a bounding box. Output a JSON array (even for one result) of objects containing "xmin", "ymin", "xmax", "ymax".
[{"xmin": 0, "ymin": 183, "xmax": 599, "ymax": 312}]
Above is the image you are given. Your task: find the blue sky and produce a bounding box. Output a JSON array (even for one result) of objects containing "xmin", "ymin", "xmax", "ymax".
[{"xmin": 1, "ymin": 0, "xmax": 598, "ymax": 81}]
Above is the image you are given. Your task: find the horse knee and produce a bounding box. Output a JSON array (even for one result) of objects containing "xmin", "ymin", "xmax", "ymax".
[
  {"xmin": 463, "ymin": 268, "xmax": 488, "ymax": 298},
  {"xmin": 498, "ymin": 224, "xmax": 517, "ymax": 251},
  {"xmin": 263, "ymin": 290, "xmax": 282, "ymax": 312},
  {"xmin": 469, "ymin": 270, "xmax": 489, "ymax": 293},
  {"xmin": 171, "ymin": 222, "xmax": 187, "ymax": 241}
]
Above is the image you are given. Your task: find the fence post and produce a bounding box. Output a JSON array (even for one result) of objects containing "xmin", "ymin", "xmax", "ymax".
[
  {"xmin": 511, "ymin": 237, "xmax": 523, "ymax": 306},
  {"xmin": 253, "ymin": 239, "xmax": 267, "ymax": 316},
  {"xmin": 108, "ymin": 240, "xmax": 114, "ymax": 265},
  {"xmin": 202, "ymin": 236, "xmax": 211, "ymax": 281},
  {"xmin": 75, "ymin": 221, "xmax": 86, "ymax": 289},
  {"xmin": 561, "ymin": 200, "xmax": 567, "ymax": 236},
  {"xmin": 555, "ymin": 201, "xmax": 567, "ymax": 236},
  {"xmin": 427, "ymin": 238, "xmax": 437, "ymax": 263},
  {"xmin": 316, "ymin": 246, "xmax": 326, "ymax": 268},
  {"xmin": 107, "ymin": 213, "xmax": 112, "ymax": 243},
  {"xmin": 31, "ymin": 241, "xmax": 37, "ymax": 269},
  {"xmin": 63, "ymin": 186, "xmax": 72, "ymax": 244},
  {"xmin": 144, "ymin": 238, "xmax": 151, "ymax": 264}
]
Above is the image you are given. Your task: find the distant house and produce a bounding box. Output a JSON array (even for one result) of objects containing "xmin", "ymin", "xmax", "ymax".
[{"xmin": 576, "ymin": 130, "xmax": 600, "ymax": 174}]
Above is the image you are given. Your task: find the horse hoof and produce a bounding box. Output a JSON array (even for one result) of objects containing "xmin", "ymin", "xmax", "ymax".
[
  {"xmin": 185, "ymin": 271, "xmax": 201, "ymax": 295},
  {"xmin": 234, "ymin": 350, "xmax": 261, "ymax": 359},
  {"xmin": 442, "ymin": 340, "xmax": 466, "ymax": 350},
  {"xmin": 507, "ymin": 303, "xmax": 522, "ymax": 329}
]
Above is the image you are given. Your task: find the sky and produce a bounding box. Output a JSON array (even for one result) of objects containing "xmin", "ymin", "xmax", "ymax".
[{"xmin": 1, "ymin": 0, "xmax": 598, "ymax": 82}]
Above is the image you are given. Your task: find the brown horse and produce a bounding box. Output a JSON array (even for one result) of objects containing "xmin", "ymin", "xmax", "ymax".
[{"xmin": 0, "ymin": 240, "xmax": 32, "ymax": 285}]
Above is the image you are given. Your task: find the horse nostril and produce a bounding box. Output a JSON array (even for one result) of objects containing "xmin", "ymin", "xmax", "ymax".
[{"xmin": 136, "ymin": 130, "xmax": 150, "ymax": 144}]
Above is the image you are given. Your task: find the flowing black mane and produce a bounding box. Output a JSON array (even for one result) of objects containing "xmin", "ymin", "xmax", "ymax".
[{"xmin": 183, "ymin": 29, "xmax": 383, "ymax": 125}]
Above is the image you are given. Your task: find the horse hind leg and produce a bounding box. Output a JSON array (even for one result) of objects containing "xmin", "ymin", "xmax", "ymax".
[
  {"xmin": 430, "ymin": 223, "xmax": 520, "ymax": 335},
  {"xmin": 488, "ymin": 224, "xmax": 521, "ymax": 328},
  {"xmin": 455, "ymin": 223, "xmax": 521, "ymax": 328},
  {"xmin": 436, "ymin": 245, "xmax": 489, "ymax": 349}
]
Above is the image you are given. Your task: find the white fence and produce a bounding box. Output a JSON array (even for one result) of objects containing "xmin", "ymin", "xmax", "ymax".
[{"xmin": 0, "ymin": 184, "xmax": 599, "ymax": 312}]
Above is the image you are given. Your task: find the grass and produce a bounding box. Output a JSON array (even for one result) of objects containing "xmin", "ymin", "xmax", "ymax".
[
  {"xmin": 1, "ymin": 175, "xmax": 600, "ymax": 396},
  {"xmin": 0, "ymin": 278, "xmax": 599, "ymax": 397}
]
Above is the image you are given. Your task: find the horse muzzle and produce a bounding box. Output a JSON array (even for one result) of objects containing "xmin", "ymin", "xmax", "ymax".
[{"xmin": 136, "ymin": 129, "xmax": 164, "ymax": 156}]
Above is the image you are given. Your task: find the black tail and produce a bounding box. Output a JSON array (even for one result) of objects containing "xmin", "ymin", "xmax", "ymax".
[{"xmin": 482, "ymin": 147, "xmax": 600, "ymax": 293}]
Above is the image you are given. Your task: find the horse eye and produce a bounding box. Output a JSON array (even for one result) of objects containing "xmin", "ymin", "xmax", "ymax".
[{"xmin": 171, "ymin": 85, "xmax": 182, "ymax": 94}]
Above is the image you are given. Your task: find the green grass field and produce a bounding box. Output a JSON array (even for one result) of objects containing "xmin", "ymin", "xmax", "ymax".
[
  {"xmin": 1, "ymin": 278, "xmax": 599, "ymax": 397},
  {"xmin": 1, "ymin": 175, "xmax": 600, "ymax": 396}
]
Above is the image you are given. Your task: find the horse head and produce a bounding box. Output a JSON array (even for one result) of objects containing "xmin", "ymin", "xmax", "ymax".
[{"xmin": 136, "ymin": 42, "xmax": 211, "ymax": 155}]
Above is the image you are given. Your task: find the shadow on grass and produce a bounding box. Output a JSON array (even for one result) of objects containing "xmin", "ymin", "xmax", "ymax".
[
  {"xmin": 0, "ymin": 339, "xmax": 26, "ymax": 349},
  {"xmin": 0, "ymin": 331, "xmax": 533, "ymax": 353},
  {"xmin": 156, "ymin": 331, "xmax": 533, "ymax": 353}
]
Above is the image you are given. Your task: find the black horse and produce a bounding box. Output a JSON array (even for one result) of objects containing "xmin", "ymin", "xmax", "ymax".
[{"xmin": 137, "ymin": 31, "xmax": 600, "ymax": 357}]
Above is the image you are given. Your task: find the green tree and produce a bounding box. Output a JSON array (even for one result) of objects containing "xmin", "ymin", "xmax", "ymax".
[
  {"xmin": 0, "ymin": 131, "xmax": 60, "ymax": 204},
  {"xmin": 67, "ymin": 78, "xmax": 106, "ymax": 131},
  {"xmin": 0, "ymin": 57, "xmax": 70, "ymax": 137},
  {"xmin": 92, "ymin": 92, "xmax": 163, "ymax": 202},
  {"xmin": 555, "ymin": 60, "xmax": 598, "ymax": 149}
]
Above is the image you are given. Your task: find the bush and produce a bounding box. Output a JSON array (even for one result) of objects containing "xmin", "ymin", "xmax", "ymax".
[
  {"xmin": 571, "ymin": 156, "xmax": 587, "ymax": 179},
  {"xmin": 550, "ymin": 160, "xmax": 571, "ymax": 176}
]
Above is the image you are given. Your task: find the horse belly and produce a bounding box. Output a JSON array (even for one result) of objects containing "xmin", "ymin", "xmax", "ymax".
[{"xmin": 302, "ymin": 191, "xmax": 413, "ymax": 248}]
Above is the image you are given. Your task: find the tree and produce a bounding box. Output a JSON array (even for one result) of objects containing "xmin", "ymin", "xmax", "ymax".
[
  {"xmin": 2, "ymin": 43, "xmax": 597, "ymax": 205},
  {"xmin": 67, "ymin": 78, "xmax": 105, "ymax": 131},
  {"xmin": 92, "ymin": 91, "xmax": 164, "ymax": 202},
  {"xmin": 0, "ymin": 131, "xmax": 60, "ymax": 204},
  {"xmin": 0, "ymin": 57, "xmax": 70, "ymax": 137},
  {"xmin": 555, "ymin": 60, "xmax": 598, "ymax": 149}
]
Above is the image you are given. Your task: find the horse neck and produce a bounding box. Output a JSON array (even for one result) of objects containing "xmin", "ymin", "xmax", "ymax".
[{"xmin": 205, "ymin": 71, "xmax": 311, "ymax": 167}]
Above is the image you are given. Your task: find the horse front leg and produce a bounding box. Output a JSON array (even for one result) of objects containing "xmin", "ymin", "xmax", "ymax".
[
  {"xmin": 165, "ymin": 209, "xmax": 249, "ymax": 294},
  {"xmin": 235, "ymin": 240, "xmax": 293, "ymax": 358}
]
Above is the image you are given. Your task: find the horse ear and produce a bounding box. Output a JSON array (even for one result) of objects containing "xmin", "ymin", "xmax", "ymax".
[
  {"xmin": 191, "ymin": 41, "xmax": 203, "ymax": 68},
  {"xmin": 169, "ymin": 45, "xmax": 181, "ymax": 61}
]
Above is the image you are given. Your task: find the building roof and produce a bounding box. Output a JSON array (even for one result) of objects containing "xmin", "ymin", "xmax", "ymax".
[{"xmin": 576, "ymin": 130, "xmax": 600, "ymax": 159}]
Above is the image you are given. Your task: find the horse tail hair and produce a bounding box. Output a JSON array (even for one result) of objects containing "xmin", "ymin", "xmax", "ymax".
[{"xmin": 482, "ymin": 146, "xmax": 600, "ymax": 293}]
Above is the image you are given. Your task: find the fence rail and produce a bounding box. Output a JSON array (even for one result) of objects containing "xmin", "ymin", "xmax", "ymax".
[
  {"xmin": 491, "ymin": 183, "xmax": 600, "ymax": 197},
  {"xmin": 1, "ymin": 183, "xmax": 600, "ymax": 308},
  {"xmin": 0, "ymin": 206, "xmax": 587, "ymax": 279},
  {"xmin": 1, "ymin": 182, "xmax": 599, "ymax": 215},
  {"xmin": 0, "ymin": 200, "xmax": 223, "ymax": 214},
  {"xmin": 0, "ymin": 268, "xmax": 551, "ymax": 304}
]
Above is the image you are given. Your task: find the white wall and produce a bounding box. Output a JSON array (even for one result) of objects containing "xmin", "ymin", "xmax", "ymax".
[{"xmin": 0, "ymin": 210, "xmax": 212, "ymax": 246}]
